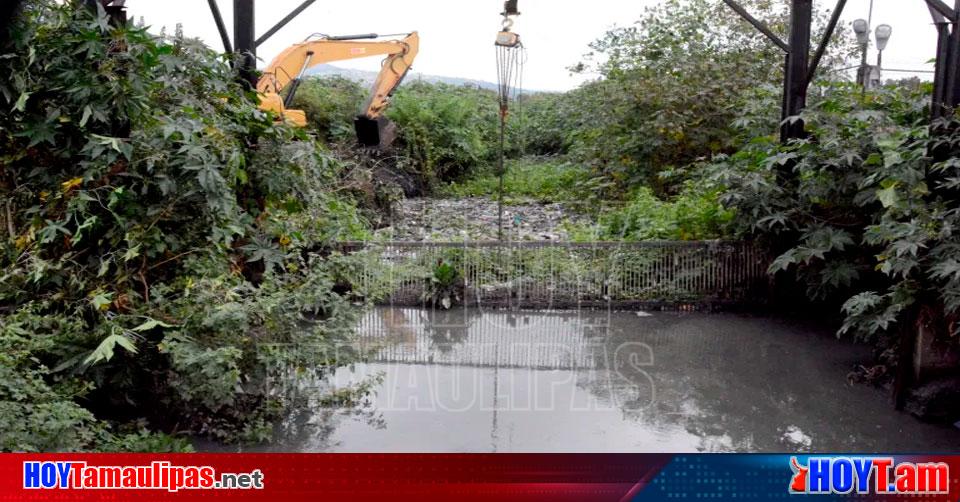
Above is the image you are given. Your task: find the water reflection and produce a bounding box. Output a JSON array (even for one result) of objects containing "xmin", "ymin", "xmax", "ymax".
[
  {"xmin": 356, "ymin": 307, "xmax": 611, "ymax": 370},
  {"xmin": 259, "ymin": 307, "xmax": 960, "ymax": 453}
]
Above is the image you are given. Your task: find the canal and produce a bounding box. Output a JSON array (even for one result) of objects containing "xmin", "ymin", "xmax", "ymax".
[{"xmin": 246, "ymin": 307, "xmax": 960, "ymax": 452}]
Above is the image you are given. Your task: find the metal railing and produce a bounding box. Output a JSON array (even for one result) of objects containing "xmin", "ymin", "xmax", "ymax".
[{"xmin": 336, "ymin": 240, "xmax": 771, "ymax": 310}]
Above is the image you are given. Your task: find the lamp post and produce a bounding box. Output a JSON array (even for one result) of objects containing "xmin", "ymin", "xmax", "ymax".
[
  {"xmin": 852, "ymin": 17, "xmax": 892, "ymax": 95},
  {"xmin": 875, "ymin": 24, "xmax": 892, "ymax": 70},
  {"xmin": 853, "ymin": 18, "xmax": 870, "ymax": 95}
]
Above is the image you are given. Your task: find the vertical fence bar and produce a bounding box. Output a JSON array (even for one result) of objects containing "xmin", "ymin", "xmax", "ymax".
[{"xmin": 340, "ymin": 240, "xmax": 770, "ymax": 309}]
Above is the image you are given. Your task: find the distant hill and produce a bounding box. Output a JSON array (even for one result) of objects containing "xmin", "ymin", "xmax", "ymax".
[{"xmin": 305, "ymin": 64, "xmax": 528, "ymax": 93}]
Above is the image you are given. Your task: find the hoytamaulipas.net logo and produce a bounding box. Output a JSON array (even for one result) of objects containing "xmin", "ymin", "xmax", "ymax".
[
  {"xmin": 23, "ymin": 461, "xmax": 264, "ymax": 492},
  {"xmin": 789, "ymin": 456, "xmax": 949, "ymax": 495}
]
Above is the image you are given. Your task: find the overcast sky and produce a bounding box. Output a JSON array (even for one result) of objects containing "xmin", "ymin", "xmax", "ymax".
[{"xmin": 124, "ymin": 0, "xmax": 939, "ymax": 91}]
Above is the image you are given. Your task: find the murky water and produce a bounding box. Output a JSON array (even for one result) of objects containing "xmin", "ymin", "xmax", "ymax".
[{"xmin": 251, "ymin": 307, "xmax": 960, "ymax": 452}]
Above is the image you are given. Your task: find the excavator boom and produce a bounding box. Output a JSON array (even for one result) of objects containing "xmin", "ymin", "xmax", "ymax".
[{"xmin": 258, "ymin": 32, "xmax": 419, "ymax": 147}]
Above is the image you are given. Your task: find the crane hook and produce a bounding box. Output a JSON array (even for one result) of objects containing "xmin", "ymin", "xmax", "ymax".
[
  {"xmin": 500, "ymin": 0, "xmax": 519, "ymax": 32},
  {"xmin": 496, "ymin": 0, "xmax": 521, "ymax": 47}
]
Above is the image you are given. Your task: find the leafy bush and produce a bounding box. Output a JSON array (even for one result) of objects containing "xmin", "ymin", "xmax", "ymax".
[
  {"xmin": 566, "ymin": 0, "xmax": 854, "ymax": 197},
  {"xmin": 440, "ymin": 158, "xmax": 592, "ymax": 203},
  {"xmin": 422, "ymin": 259, "xmax": 462, "ymax": 310},
  {"xmin": 288, "ymin": 75, "xmax": 366, "ymax": 142},
  {"xmin": 271, "ymin": 72, "xmax": 575, "ymax": 194},
  {"xmin": 586, "ymin": 185, "xmax": 733, "ymax": 241},
  {"xmin": 387, "ymin": 81, "xmax": 498, "ymax": 185},
  {"xmin": 709, "ymin": 81, "xmax": 960, "ymax": 345},
  {"xmin": 506, "ymin": 92, "xmax": 575, "ymax": 157},
  {"xmin": 0, "ymin": 2, "xmax": 367, "ymax": 450}
]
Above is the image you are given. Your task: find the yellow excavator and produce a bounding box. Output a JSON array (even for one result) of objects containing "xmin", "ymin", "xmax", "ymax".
[{"xmin": 257, "ymin": 31, "xmax": 420, "ymax": 147}]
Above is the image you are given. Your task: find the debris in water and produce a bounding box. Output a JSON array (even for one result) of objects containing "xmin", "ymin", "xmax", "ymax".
[{"xmin": 781, "ymin": 425, "xmax": 813, "ymax": 450}]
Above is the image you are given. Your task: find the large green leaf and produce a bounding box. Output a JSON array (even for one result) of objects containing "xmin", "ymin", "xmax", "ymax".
[{"xmin": 84, "ymin": 332, "xmax": 138, "ymax": 366}]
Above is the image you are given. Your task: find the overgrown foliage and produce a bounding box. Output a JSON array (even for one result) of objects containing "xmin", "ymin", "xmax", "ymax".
[
  {"xmin": 439, "ymin": 158, "xmax": 592, "ymax": 203},
  {"xmin": 288, "ymin": 75, "xmax": 367, "ymax": 143},
  {"xmin": 387, "ymin": 81, "xmax": 499, "ymax": 185},
  {"xmin": 0, "ymin": 1, "xmax": 368, "ymax": 451},
  {"xmin": 507, "ymin": 92, "xmax": 575, "ymax": 157},
  {"xmin": 566, "ymin": 0, "xmax": 853, "ymax": 197},
  {"xmin": 595, "ymin": 185, "xmax": 734, "ymax": 241},
  {"xmin": 708, "ymin": 82, "xmax": 960, "ymax": 346},
  {"xmin": 294, "ymin": 78, "xmax": 503, "ymax": 190}
]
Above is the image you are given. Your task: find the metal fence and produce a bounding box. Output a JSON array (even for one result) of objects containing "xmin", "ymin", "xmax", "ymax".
[{"xmin": 337, "ymin": 240, "xmax": 771, "ymax": 310}]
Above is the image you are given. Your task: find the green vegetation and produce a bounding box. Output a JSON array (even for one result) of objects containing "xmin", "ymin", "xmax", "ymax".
[
  {"xmin": 706, "ymin": 83, "xmax": 960, "ymax": 344},
  {"xmin": 439, "ymin": 158, "xmax": 592, "ymax": 203},
  {"xmin": 558, "ymin": 185, "xmax": 732, "ymax": 242},
  {"xmin": 0, "ymin": 2, "xmax": 369, "ymax": 451},
  {"xmin": 294, "ymin": 78, "xmax": 500, "ymax": 188},
  {"xmin": 559, "ymin": 0, "xmax": 852, "ymax": 197},
  {"xmin": 5, "ymin": 0, "xmax": 960, "ymax": 451},
  {"xmin": 508, "ymin": 92, "xmax": 574, "ymax": 157},
  {"xmin": 423, "ymin": 259, "xmax": 462, "ymax": 310},
  {"xmin": 598, "ymin": 185, "xmax": 734, "ymax": 241},
  {"xmin": 288, "ymin": 75, "xmax": 366, "ymax": 142},
  {"xmin": 387, "ymin": 81, "xmax": 499, "ymax": 184}
]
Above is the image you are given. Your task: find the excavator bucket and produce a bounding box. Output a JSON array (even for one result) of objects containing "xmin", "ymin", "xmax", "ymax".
[{"xmin": 354, "ymin": 115, "xmax": 397, "ymax": 148}]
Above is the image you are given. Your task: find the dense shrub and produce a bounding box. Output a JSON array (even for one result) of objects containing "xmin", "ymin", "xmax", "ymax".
[
  {"xmin": 707, "ymin": 82, "xmax": 960, "ymax": 345},
  {"xmin": 295, "ymin": 79, "xmax": 574, "ymax": 189},
  {"xmin": 566, "ymin": 0, "xmax": 854, "ymax": 197},
  {"xmin": 439, "ymin": 158, "xmax": 591, "ymax": 203},
  {"xmin": 0, "ymin": 1, "xmax": 367, "ymax": 450},
  {"xmin": 596, "ymin": 185, "xmax": 734, "ymax": 241},
  {"xmin": 288, "ymin": 75, "xmax": 367, "ymax": 142},
  {"xmin": 387, "ymin": 81, "xmax": 499, "ymax": 185},
  {"xmin": 506, "ymin": 92, "xmax": 574, "ymax": 157}
]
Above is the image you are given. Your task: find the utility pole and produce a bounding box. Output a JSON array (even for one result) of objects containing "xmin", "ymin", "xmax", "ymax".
[
  {"xmin": 930, "ymin": 4, "xmax": 952, "ymax": 119},
  {"xmin": 854, "ymin": 18, "xmax": 870, "ymax": 97},
  {"xmin": 0, "ymin": 1, "xmax": 23, "ymax": 44},
  {"xmin": 234, "ymin": 0, "xmax": 257, "ymax": 88},
  {"xmin": 925, "ymin": 0, "xmax": 960, "ymax": 119},
  {"xmin": 722, "ymin": 0, "xmax": 845, "ymax": 144},
  {"xmin": 782, "ymin": 0, "xmax": 812, "ymax": 142},
  {"xmin": 206, "ymin": 0, "xmax": 318, "ymax": 88}
]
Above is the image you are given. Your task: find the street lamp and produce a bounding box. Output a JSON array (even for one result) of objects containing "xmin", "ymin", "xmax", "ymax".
[
  {"xmin": 852, "ymin": 18, "xmax": 892, "ymax": 94},
  {"xmin": 853, "ymin": 19, "xmax": 870, "ymax": 93},
  {"xmin": 875, "ymin": 24, "xmax": 892, "ymax": 69},
  {"xmin": 853, "ymin": 19, "xmax": 870, "ymax": 45}
]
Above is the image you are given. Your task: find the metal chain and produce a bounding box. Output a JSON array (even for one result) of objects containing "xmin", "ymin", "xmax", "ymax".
[{"xmin": 495, "ymin": 31, "xmax": 524, "ymax": 241}]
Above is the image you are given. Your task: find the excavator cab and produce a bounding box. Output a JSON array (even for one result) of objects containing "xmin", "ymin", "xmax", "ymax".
[{"xmin": 257, "ymin": 32, "xmax": 419, "ymax": 149}]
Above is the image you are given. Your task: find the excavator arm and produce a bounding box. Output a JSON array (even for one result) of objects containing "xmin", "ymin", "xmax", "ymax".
[{"xmin": 258, "ymin": 31, "xmax": 419, "ymax": 147}]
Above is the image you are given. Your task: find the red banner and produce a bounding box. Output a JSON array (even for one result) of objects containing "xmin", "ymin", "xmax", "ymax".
[
  {"xmin": 4, "ymin": 454, "xmax": 960, "ymax": 501},
  {"xmin": 2, "ymin": 453, "xmax": 671, "ymax": 501}
]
